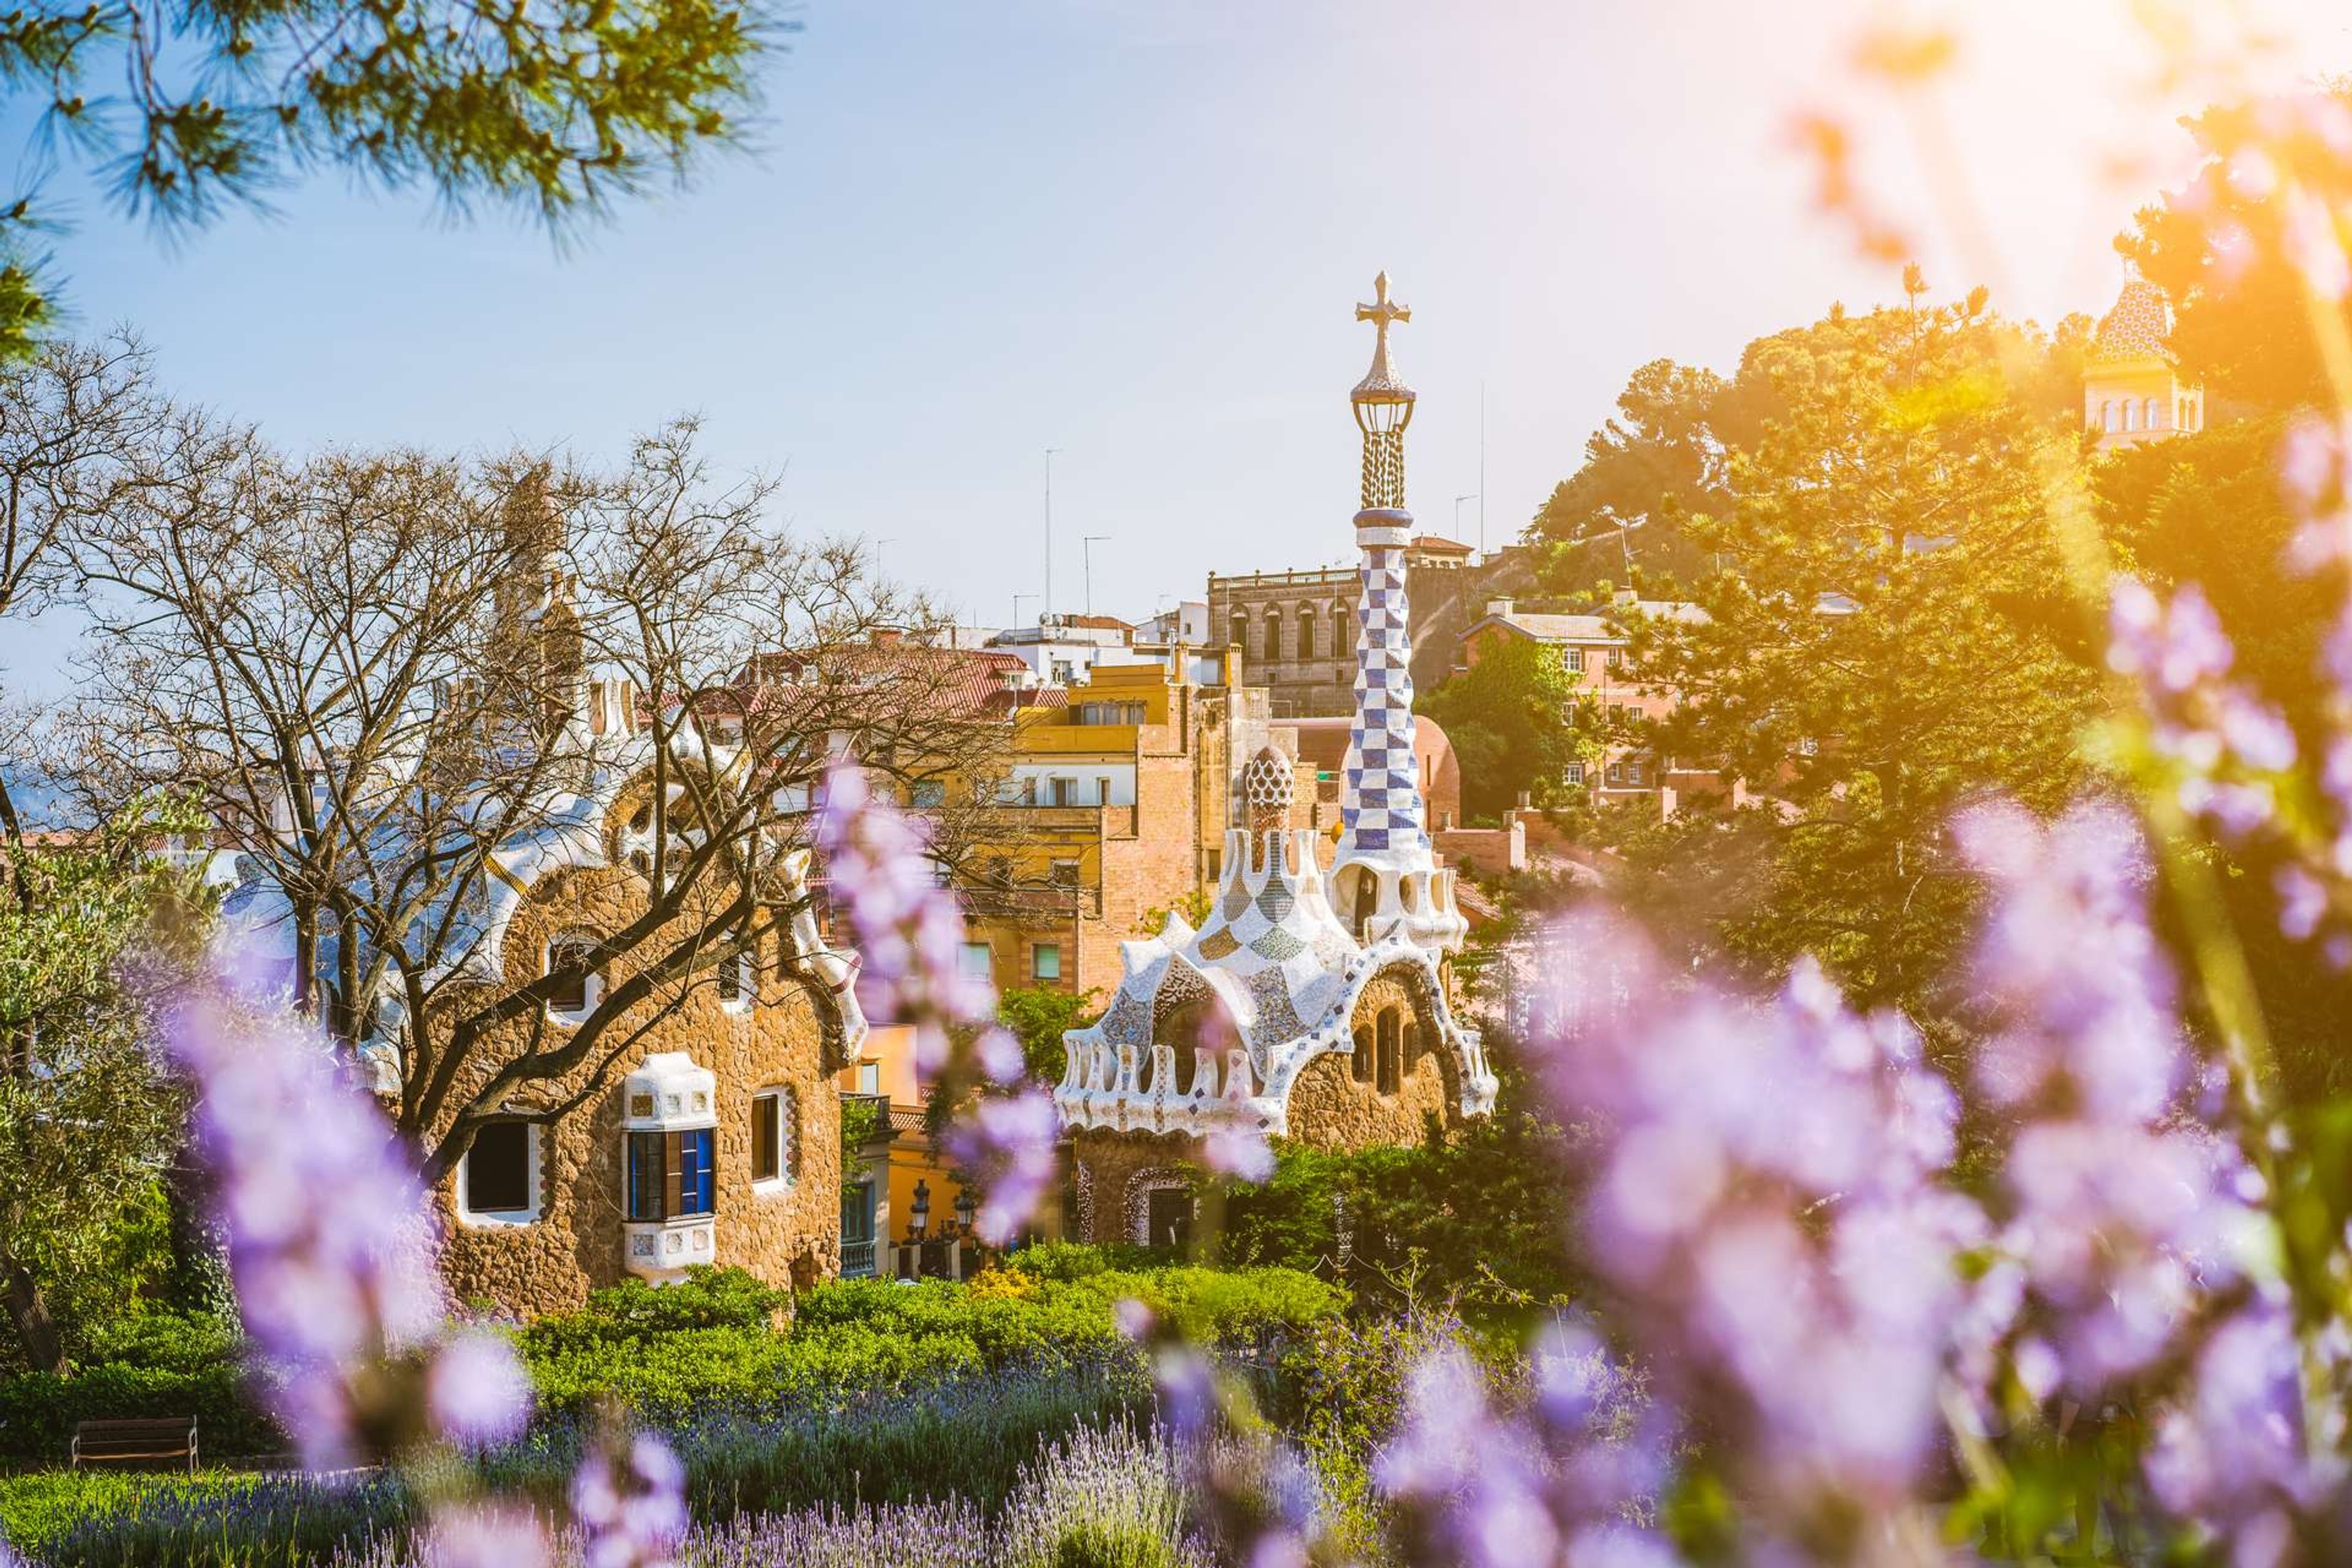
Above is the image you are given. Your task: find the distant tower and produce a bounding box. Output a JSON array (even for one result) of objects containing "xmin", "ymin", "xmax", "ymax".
[
  {"xmin": 2084, "ymin": 277, "xmax": 2204, "ymax": 451},
  {"xmin": 1328, "ymin": 274, "xmax": 1466, "ymax": 954}
]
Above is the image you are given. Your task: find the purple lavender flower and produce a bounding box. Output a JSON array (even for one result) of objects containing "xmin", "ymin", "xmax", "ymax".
[
  {"xmin": 813, "ymin": 758, "xmax": 993, "ymax": 1082},
  {"xmin": 421, "ymin": 1505, "xmax": 553, "ymax": 1568},
  {"xmin": 941, "ymin": 1086, "xmax": 1061, "ymax": 1246},
  {"xmin": 165, "ymin": 986, "xmax": 449, "ymax": 1468},
  {"xmin": 429, "ymin": 1331, "xmax": 533, "ymax": 1449},
  {"xmin": 572, "ymin": 1430, "xmax": 688, "ymax": 1568}
]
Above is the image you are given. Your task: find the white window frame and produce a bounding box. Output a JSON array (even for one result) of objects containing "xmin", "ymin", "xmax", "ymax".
[
  {"xmin": 544, "ymin": 935, "xmax": 604, "ymax": 1023},
  {"xmin": 456, "ymin": 1120, "xmax": 543, "ymax": 1229},
  {"xmin": 750, "ymin": 1085, "xmax": 796, "ymax": 1194}
]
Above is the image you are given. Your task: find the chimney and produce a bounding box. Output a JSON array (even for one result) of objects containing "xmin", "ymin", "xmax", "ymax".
[
  {"xmin": 869, "ymin": 627, "xmax": 906, "ymax": 648},
  {"xmin": 1486, "ymin": 597, "xmax": 1515, "ymax": 619}
]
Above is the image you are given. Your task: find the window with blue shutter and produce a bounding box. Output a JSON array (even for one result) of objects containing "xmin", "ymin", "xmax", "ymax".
[{"xmin": 625, "ymin": 1129, "xmax": 717, "ymax": 1221}]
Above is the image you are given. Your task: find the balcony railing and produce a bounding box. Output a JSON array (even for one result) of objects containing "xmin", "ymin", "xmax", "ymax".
[{"xmin": 841, "ymin": 1238, "xmax": 878, "ymax": 1278}]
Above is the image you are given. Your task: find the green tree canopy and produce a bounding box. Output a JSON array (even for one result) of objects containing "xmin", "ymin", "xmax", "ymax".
[
  {"xmin": 1605, "ymin": 285, "xmax": 2105, "ymax": 1016},
  {"xmin": 1415, "ymin": 630, "xmax": 1585, "ymax": 821},
  {"xmin": 0, "ymin": 796, "xmax": 212, "ymax": 1373},
  {"xmin": 0, "ymin": 0, "xmax": 778, "ymax": 356}
]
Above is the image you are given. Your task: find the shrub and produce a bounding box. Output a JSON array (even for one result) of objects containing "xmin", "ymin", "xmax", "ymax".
[{"xmin": 0, "ymin": 1356, "xmax": 281, "ymax": 1464}]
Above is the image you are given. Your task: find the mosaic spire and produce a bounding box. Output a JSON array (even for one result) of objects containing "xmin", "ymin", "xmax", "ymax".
[{"xmin": 1337, "ymin": 273, "xmax": 1427, "ymax": 864}]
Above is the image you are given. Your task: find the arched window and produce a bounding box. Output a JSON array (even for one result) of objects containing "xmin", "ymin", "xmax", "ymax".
[
  {"xmin": 1296, "ymin": 604, "xmax": 1316, "ymax": 663},
  {"xmin": 1374, "ymin": 1008, "xmax": 1401, "ymax": 1096},
  {"xmin": 2100, "ymin": 401, "xmax": 2115, "ymax": 432},
  {"xmin": 1320, "ymin": 603, "xmax": 1339, "ymax": 658},
  {"xmin": 1229, "ymin": 610, "xmax": 1249, "ymax": 658},
  {"xmin": 2145, "ymin": 396, "xmax": 2162, "ymax": 431},
  {"xmin": 1264, "ymin": 606, "xmax": 1285, "ymax": 662},
  {"xmin": 1351, "ymin": 1026, "xmax": 1374, "ymax": 1085}
]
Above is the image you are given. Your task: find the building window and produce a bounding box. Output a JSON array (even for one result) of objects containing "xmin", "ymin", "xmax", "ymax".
[
  {"xmin": 858, "ymin": 1060, "xmax": 881, "ymax": 1095},
  {"xmin": 626, "ymin": 1128, "xmax": 715, "ymax": 1222},
  {"xmin": 1351, "ymin": 1026, "xmax": 1374, "ymax": 1084},
  {"xmin": 1049, "ymin": 776, "xmax": 1077, "ymax": 807},
  {"xmin": 2145, "ymin": 396, "xmax": 2162, "ymax": 431},
  {"xmin": 1563, "ymin": 647, "xmax": 1585, "ymax": 674},
  {"xmin": 959, "ymin": 942, "xmax": 993, "ymax": 981},
  {"xmin": 1374, "ymin": 1008, "xmax": 1401, "ymax": 1096},
  {"xmin": 1049, "ymin": 858, "xmax": 1081, "ymax": 887},
  {"xmin": 715, "ymin": 925, "xmax": 752, "ymax": 1011},
  {"xmin": 461, "ymin": 1120, "xmax": 537, "ymax": 1224},
  {"xmin": 1606, "ymin": 762, "xmax": 1625, "ymax": 787},
  {"xmin": 910, "ymin": 779, "xmax": 946, "ymax": 809},
  {"xmin": 1097, "ymin": 775, "xmax": 1113, "ymax": 803},
  {"xmin": 1626, "ymin": 760, "xmax": 1647, "ymax": 787},
  {"xmin": 545, "ymin": 936, "xmax": 601, "ymax": 1016},
  {"xmin": 751, "ymin": 1088, "xmax": 796, "ymax": 1189},
  {"xmin": 1034, "ymin": 943, "xmax": 1063, "ymax": 982},
  {"xmin": 1564, "ymin": 761, "xmax": 1585, "ymax": 787}
]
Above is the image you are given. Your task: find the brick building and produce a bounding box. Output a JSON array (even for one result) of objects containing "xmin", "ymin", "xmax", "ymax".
[
  {"xmin": 1207, "ymin": 534, "xmax": 1483, "ymax": 719},
  {"xmin": 1458, "ymin": 595, "xmax": 1736, "ymax": 816}
]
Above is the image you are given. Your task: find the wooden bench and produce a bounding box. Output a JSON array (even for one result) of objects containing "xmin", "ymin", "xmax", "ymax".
[{"xmin": 70, "ymin": 1416, "xmax": 198, "ymax": 1472}]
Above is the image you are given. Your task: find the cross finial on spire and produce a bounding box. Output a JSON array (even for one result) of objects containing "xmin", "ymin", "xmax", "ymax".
[{"xmin": 1351, "ymin": 271, "xmax": 1414, "ymax": 409}]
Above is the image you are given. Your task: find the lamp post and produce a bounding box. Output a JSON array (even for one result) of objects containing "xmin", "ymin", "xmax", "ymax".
[
  {"xmin": 954, "ymin": 1184, "xmax": 978, "ymax": 1237},
  {"xmin": 1044, "ymin": 448, "xmax": 1063, "ymax": 617},
  {"xmin": 908, "ymin": 1178, "xmax": 930, "ymax": 1242}
]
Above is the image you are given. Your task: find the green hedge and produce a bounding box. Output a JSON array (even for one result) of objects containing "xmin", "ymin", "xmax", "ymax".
[{"xmin": 518, "ymin": 1257, "xmax": 1343, "ymax": 1421}]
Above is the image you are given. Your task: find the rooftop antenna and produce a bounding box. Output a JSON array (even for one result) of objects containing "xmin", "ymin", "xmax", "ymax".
[
  {"xmin": 1043, "ymin": 448, "xmax": 1063, "ymax": 618},
  {"xmin": 1479, "ymin": 380, "xmax": 1488, "ymax": 554},
  {"xmin": 1082, "ymin": 535, "xmax": 1111, "ymax": 615},
  {"xmin": 1012, "ymin": 591, "xmax": 1037, "ymax": 630}
]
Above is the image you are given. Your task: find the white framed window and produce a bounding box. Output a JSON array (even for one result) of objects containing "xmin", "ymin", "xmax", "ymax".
[
  {"xmin": 1564, "ymin": 762, "xmax": 1585, "ymax": 788},
  {"xmin": 959, "ymin": 942, "xmax": 994, "ymax": 981},
  {"xmin": 858, "ymin": 1060, "xmax": 881, "ymax": 1095},
  {"xmin": 1606, "ymin": 762, "xmax": 1625, "ymax": 788},
  {"xmin": 545, "ymin": 935, "xmax": 603, "ymax": 1020},
  {"xmin": 1562, "ymin": 647, "xmax": 1584, "ymax": 674},
  {"xmin": 458, "ymin": 1120, "xmax": 541, "ymax": 1227},
  {"xmin": 715, "ymin": 926, "xmax": 753, "ymax": 1013},
  {"xmin": 751, "ymin": 1086, "xmax": 797, "ymax": 1191},
  {"xmin": 1626, "ymin": 760, "xmax": 1646, "ymax": 787},
  {"xmin": 1034, "ymin": 943, "xmax": 1063, "ymax": 982}
]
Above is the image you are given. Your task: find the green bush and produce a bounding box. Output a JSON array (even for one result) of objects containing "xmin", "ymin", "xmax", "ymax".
[
  {"xmin": 0, "ymin": 1356, "xmax": 280, "ymax": 1464},
  {"xmin": 1001, "ymin": 1241, "xmax": 1165, "ymax": 1281},
  {"xmin": 514, "ymin": 1261, "xmax": 1342, "ymax": 1422}
]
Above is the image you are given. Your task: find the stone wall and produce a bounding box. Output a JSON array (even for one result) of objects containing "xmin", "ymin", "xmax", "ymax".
[
  {"xmin": 431, "ymin": 858, "xmax": 846, "ymax": 1317},
  {"xmin": 1283, "ymin": 966, "xmax": 1452, "ymax": 1150},
  {"xmin": 1069, "ymin": 1127, "xmax": 1201, "ymax": 1245}
]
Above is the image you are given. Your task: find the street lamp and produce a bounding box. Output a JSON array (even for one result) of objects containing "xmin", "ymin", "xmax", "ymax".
[
  {"xmin": 908, "ymin": 1178, "xmax": 931, "ymax": 1242},
  {"xmin": 954, "ymin": 1184, "xmax": 978, "ymax": 1236}
]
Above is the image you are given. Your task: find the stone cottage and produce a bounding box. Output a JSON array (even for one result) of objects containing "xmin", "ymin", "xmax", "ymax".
[{"xmin": 219, "ymin": 494, "xmax": 864, "ymax": 1316}]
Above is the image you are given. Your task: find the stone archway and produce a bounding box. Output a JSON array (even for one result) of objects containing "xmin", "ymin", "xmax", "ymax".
[{"xmin": 1125, "ymin": 1165, "xmax": 1194, "ymax": 1248}]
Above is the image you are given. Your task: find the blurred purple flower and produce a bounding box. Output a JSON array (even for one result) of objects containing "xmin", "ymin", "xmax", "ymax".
[
  {"xmin": 2144, "ymin": 1306, "xmax": 2331, "ymax": 1563},
  {"xmin": 813, "ymin": 758, "xmax": 992, "ymax": 1082},
  {"xmin": 1956, "ymin": 798, "xmax": 2182, "ymax": 1125},
  {"xmin": 941, "ymin": 1087, "xmax": 1060, "ymax": 1245},
  {"xmin": 164, "ymin": 985, "xmax": 450, "ymax": 1468},
  {"xmin": 2109, "ymin": 578, "xmax": 2233, "ymax": 695},
  {"xmin": 573, "ymin": 1430, "xmax": 688, "ymax": 1568},
  {"xmin": 1533, "ymin": 914, "xmax": 1975, "ymax": 1521},
  {"xmin": 422, "ymin": 1505, "xmax": 552, "ymax": 1568},
  {"xmin": 428, "ymin": 1331, "xmax": 533, "ymax": 1449}
]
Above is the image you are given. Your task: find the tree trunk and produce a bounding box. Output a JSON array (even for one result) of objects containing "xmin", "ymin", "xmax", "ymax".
[{"xmin": 1, "ymin": 1255, "xmax": 66, "ymax": 1376}]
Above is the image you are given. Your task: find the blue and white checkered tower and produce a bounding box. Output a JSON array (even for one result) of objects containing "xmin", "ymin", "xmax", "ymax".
[{"xmin": 1329, "ymin": 273, "xmax": 1468, "ymax": 956}]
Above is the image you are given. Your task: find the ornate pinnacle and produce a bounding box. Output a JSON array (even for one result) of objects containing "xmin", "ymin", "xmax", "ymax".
[
  {"xmin": 1351, "ymin": 272, "xmax": 1414, "ymax": 509},
  {"xmin": 1351, "ymin": 271, "xmax": 1415, "ymax": 407}
]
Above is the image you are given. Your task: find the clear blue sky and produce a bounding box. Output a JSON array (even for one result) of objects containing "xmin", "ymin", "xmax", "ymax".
[{"xmin": 16, "ymin": 0, "xmax": 2351, "ymax": 691}]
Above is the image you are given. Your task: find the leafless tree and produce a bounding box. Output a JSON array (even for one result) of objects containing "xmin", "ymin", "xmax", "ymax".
[{"xmin": 74, "ymin": 414, "xmax": 1017, "ymax": 1180}]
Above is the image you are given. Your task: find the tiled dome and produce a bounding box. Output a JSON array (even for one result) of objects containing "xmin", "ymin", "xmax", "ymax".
[{"xmin": 2092, "ymin": 279, "xmax": 2176, "ymax": 364}]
